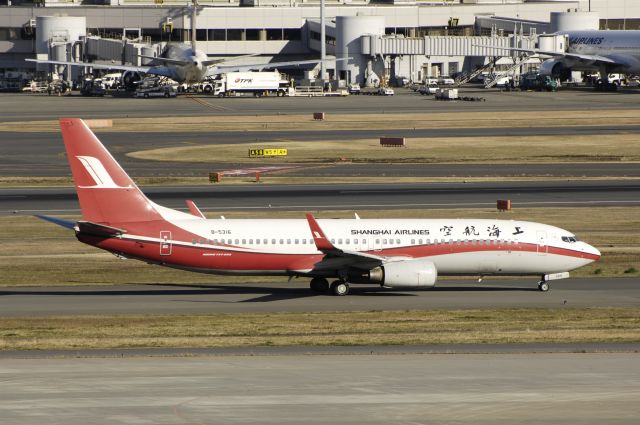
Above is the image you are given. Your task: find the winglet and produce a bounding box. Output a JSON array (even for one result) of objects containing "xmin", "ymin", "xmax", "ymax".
[
  {"xmin": 185, "ymin": 200, "xmax": 206, "ymax": 219},
  {"xmin": 305, "ymin": 213, "xmax": 337, "ymax": 252}
]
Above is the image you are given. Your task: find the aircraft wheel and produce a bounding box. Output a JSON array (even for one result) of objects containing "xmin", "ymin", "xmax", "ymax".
[
  {"xmin": 310, "ymin": 277, "xmax": 329, "ymax": 293},
  {"xmin": 538, "ymin": 281, "xmax": 549, "ymax": 292},
  {"xmin": 330, "ymin": 280, "xmax": 349, "ymax": 296}
]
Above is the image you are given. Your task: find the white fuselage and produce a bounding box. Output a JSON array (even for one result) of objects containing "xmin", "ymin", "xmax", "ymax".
[
  {"xmin": 162, "ymin": 44, "xmax": 209, "ymax": 84},
  {"xmin": 120, "ymin": 208, "xmax": 600, "ymax": 277},
  {"xmin": 563, "ymin": 30, "xmax": 640, "ymax": 73}
]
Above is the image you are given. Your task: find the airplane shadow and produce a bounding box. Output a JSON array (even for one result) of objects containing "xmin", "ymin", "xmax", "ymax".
[{"xmin": 0, "ymin": 282, "xmax": 538, "ymax": 303}]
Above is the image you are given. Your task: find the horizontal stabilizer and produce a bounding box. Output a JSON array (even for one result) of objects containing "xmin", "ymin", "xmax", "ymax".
[
  {"xmin": 77, "ymin": 221, "xmax": 127, "ymax": 237},
  {"xmin": 35, "ymin": 215, "xmax": 76, "ymax": 230}
]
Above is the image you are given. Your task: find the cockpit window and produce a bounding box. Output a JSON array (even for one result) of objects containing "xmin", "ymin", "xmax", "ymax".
[{"xmin": 562, "ymin": 236, "xmax": 579, "ymax": 243}]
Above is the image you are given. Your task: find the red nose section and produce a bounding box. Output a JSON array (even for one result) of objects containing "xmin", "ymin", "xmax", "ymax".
[{"xmin": 60, "ymin": 118, "xmax": 162, "ymax": 224}]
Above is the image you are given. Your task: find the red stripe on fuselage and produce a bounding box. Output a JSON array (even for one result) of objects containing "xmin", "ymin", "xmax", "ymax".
[{"xmin": 78, "ymin": 232, "xmax": 598, "ymax": 274}]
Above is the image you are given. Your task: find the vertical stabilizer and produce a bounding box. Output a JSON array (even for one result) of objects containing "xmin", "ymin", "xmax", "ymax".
[{"xmin": 59, "ymin": 118, "xmax": 162, "ymax": 224}]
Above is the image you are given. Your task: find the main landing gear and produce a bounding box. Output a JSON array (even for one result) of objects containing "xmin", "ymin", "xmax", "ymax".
[{"xmin": 309, "ymin": 277, "xmax": 350, "ymax": 296}]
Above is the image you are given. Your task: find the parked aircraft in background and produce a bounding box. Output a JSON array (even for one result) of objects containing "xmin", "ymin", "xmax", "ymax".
[
  {"xmin": 38, "ymin": 119, "xmax": 600, "ymax": 295},
  {"xmin": 490, "ymin": 30, "xmax": 640, "ymax": 90},
  {"xmin": 26, "ymin": 0, "xmax": 343, "ymax": 86},
  {"xmin": 26, "ymin": 48, "xmax": 339, "ymax": 86}
]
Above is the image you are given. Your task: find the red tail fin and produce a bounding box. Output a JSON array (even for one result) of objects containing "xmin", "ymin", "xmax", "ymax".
[{"xmin": 60, "ymin": 118, "xmax": 162, "ymax": 224}]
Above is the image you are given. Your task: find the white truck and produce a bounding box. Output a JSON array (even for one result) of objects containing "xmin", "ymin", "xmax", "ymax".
[{"xmin": 213, "ymin": 71, "xmax": 289, "ymax": 97}]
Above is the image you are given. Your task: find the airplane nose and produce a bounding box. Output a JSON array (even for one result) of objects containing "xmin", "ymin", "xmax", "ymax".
[{"xmin": 587, "ymin": 244, "xmax": 601, "ymax": 261}]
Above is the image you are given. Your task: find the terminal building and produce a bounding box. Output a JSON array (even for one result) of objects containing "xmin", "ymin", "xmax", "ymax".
[{"xmin": 1, "ymin": 0, "xmax": 639, "ymax": 86}]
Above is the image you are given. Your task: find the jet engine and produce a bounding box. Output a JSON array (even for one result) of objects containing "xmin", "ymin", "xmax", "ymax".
[
  {"xmin": 121, "ymin": 71, "xmax": 143, "ymax": 91},
  {"xmin": 539, "ymin": 59, "xmax": 571, "ymax": 81},
  {"xmin": 349, "ymin": 259, "xmax": 438, "ymax": 288}
]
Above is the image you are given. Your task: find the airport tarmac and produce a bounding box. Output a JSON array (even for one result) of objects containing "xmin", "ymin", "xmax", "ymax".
[
  {"xmin": 2, "ymin": 87, "xmax": 640, "ymax": 122},
  {"xmin": 1, "ymin": 353, "xmax": 639, "ymax": 425},
  {"xmin": 2, "ymin": 180, "xmax": 639, "ymax": 215},
  {"xmin": 1, "ymin": 278, "xmax": 638, "ymax": 317}
]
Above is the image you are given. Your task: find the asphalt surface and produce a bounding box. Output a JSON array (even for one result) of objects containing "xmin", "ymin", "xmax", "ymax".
[
  {"xmin": 2, "ymin": 86, "xmax": 640, "ymax": 122},
  {"xmin": 2, "ymin": 180, "xmax": 639, "ymax": 215},
  {"xmin": 1, "ymin": 278, "xmax": 638, "ymax": 317},
  {"xmin": 2, "ymin": 353, "xmax": 639, "ymax": 425},
  {"xmin": 3, "ymin": 128, "xmax": 640, "ymax": 177}
]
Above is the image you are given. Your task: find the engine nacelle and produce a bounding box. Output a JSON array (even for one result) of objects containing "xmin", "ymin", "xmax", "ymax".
[
  {"xmin": 347, "ymin": 259, "xmax": 437, "ymax": 288},
  {"xmin": 539, "ymin": 59, "xmax": 571, "ymax": 81},
  {"xmin": 121, "ymin": 71, "xmax": 143, "ymax": 91},
  {"xmin": 381, "ymin": 259, "xmax": 437, "ymax": 288}
]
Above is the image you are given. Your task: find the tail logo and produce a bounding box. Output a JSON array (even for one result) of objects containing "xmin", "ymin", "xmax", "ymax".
[{"xmin": 76, "ymin": 156, "xmax": 131, "ymax": 189}]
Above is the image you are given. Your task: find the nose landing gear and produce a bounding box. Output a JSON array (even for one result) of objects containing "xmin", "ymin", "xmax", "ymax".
[{"xmin": 537, "ymin": 281, "xmax": 550, "ymax": 292}]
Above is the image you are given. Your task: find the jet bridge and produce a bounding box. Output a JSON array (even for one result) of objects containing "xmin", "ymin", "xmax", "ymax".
[{"xmin": 353, "ymin": 34, "xmax": 537, "ymax": 85}]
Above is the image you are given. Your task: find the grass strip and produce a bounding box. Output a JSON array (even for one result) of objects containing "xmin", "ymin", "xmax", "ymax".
[
  {"xmin": 126, "ymin": 134, "xmax": 640, "ymax": 164},
  {"xmin": 1, "ymin": 308, "xmax": 639, "ymax": 351}
]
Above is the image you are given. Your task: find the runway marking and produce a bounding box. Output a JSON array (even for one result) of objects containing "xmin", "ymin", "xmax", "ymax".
[{"xmin": 185, "ymin": 95, "xmax": 233, "ymax": 112}]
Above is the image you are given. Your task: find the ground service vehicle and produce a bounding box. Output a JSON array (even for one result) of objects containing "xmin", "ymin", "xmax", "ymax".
[
  {"xmin": 213, "ymin": 71, "xmax": 288, "ymax": 97},
  {"xmin": 519, "ymin": 73, "xmax": 558, "ymax": 92}
]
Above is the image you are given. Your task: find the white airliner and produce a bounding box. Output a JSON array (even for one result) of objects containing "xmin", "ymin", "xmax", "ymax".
[
  {"xmin": 39, "ymin": 119, "xmax": 600, "ymax": 295},
  {"xmin": 494, "ymin": 30, "xmax": 640, "ymax": 89}
]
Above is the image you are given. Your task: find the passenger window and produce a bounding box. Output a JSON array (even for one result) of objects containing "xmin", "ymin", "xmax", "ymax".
[
  {"xmin": 256, "ymin": 239, "xmax": 260, "ymax": 245},
  {"xmin": 279, "ymin": 239, "xmax": 284, "ymax": 244},
  {"xmin": 382, "ymin": 239, "xmax": 387, "ymax": 244},
  {"xmin": 242, "ymin": 239, "xmax": 246, "ymax": 244},
  {"xmin": 338, "ymin": 238, "xmax": 342, "ymax": 244},
  {"xmin": 345, "ymin": 239, "xmax": 350, "ymax": 245},
  {"xmin": 272, "ymin": 239, "xmax": 276, "ymax": 244},
  {"xmin": 287, "ymin": 239, "xmax": 291, "ymax": 244},
  {"xmin": 295, "ymin": 239, "xmax": 299, "ymax": 244},
  {"xmin": 396, "ymin": 239, "xmax": 400, "ymax": 244},
  {"xmin": 302, "ymin": 239, "xmax": 306, "ymax": 244},
  {"xmin": 411, "ymin": 239, "xmax": 415, "ymax": 245},
  {"xmin": 249, "ymin": 239, "xmax": 253, "ymax": 244}
]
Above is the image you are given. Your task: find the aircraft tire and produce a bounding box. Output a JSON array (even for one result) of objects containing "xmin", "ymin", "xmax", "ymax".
[
  {"xmin": 331, "ymin": 280, "xmax": 349, "ymax": 296},
  {"xmin": 310, "ymin": 277, "xmax": 329, "ymax": 293},
  {"xmin": 538, "ymin": 281, "xmax": 549, "ymax": 292}
]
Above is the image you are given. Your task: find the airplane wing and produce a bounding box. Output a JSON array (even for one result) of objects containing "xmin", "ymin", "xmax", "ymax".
[
  {"xmin": 474, "ymin": 45, "xmax": 620, "ymax": 65},
  {"xmin": 207, "ymin": 57, "xmax": 350, "ymax": 77},
  {"xmin": 305, "ymin": 213, "xmax": 386, "ymax": 269},
  {"xmin": 137, "ymin": 55, "xmax": 189, "ymax": 67},
  {"xmin": 201, "ymin": 54, "xmax": 259, "ymax": 67},
  {"xmin": 25, "ymin": 58, "xmax": 152, "ymax": 73}
]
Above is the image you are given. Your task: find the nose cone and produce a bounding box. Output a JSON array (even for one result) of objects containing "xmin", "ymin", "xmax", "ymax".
[{"xmin": 585, "ymin": 244, "xmax": 601, "ymax": 262}]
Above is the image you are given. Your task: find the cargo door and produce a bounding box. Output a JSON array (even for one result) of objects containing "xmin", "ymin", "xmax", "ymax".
[
  {"xmin": 160, "ymin": 231, "xmax": 172, "ymax": 256},
  {"xmin": 536, "ymin": 231, "xmax": 548, "ymax": 255}
]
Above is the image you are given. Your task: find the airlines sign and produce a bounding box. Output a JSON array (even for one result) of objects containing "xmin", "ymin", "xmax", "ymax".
[{"xmin": 248, "ymin": 148, "xmax": 288, "ymax": 157}]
